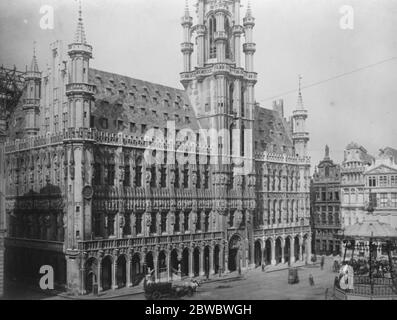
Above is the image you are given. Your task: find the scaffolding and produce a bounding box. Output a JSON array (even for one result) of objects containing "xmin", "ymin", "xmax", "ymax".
[{"xmin": 0, "ymin": 65, "xmax": 26, "ymax": 136}]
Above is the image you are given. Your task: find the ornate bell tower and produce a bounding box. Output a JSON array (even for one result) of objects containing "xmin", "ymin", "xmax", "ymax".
[
  {"xmin": 180, "ymin": 0, "xmax": 257, "ymax": 160},
  {"xmin": 180, "ymin": 0, "xmax": 257, "ymax": 269}
]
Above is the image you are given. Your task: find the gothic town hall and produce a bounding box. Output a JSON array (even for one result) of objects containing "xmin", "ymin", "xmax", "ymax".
[{"xmin": 0, "ymin": 0, "xmax": 312, "ymax": 295}]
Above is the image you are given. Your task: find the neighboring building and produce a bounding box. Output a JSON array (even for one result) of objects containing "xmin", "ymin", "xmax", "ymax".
[
  {"xmin": 340, "ymin": 142, "xmax": 373, "ymax": 227},
  {"xmin": 0, "ymin": 139, "xmax": 4, "ymax": 297},
  {"xmin": 364, "ymin": 147, "xmax": 397, "ymax": 229},
  {"xmin": 0, "ymin": 66, "xmax": 26, "ymax": 297},
  {"xmin": 311, "ymin": 145, "xmax": 341, "ymax": 255},
  {"xmin": 2, "ymin": 1, "xmax": 311, "ymax": 295}
]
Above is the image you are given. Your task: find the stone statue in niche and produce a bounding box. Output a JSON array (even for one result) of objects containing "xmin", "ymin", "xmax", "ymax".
[
  {"xmin": 233, "ymin": 210, "xmax": 243, "ymax": 229},
  {"xmin": 168, "ymin": 211, "xmax": 175, "ymax": 234}
]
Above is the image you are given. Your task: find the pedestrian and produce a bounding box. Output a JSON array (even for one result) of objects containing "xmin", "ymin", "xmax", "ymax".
[
  {"xmin": 262, "ymin": 263, "xmax": 265, "ymax": 272},
  {"xmin": 321, "ymin": 255, "xmax": 325, "ymax": 270},
  {"xmin": 309, "ymin": 274, "xmax": 315, "ymax": 286}
]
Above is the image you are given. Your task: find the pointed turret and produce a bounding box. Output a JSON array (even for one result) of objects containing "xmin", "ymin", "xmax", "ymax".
[
  {"xmin": 292, "ymin": 75, "xmax": 309, "ymax": 157},
  {"xmin": 181, "ymin": 0, "xmax": 193, "ymax": 73},
  {"xmin": 74, "ymin": 0, "xmax": 87, "ymax": 44},
  {"xmin": 243, "ymin": 0, "xmax": 256, "ymax": 72},
  {"xmin": 66, "ymin": 0, "xmax": 94, "ymax": 129},
  {"xmin": 30, "ymin": 41, "xmax": 39, "ymax": 73},
  {"xmin": 23, "ymin": 43, "xmax": 41, "ymax": 136}
]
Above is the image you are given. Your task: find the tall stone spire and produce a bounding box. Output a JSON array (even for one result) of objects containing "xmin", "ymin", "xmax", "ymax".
[
  {"xmin": 74, "ymin": 0, "xmax": 87, "ymax": 44},
  {"xmin": 30, "ymin": 41, "xmax": 39, "ymax": 72}
]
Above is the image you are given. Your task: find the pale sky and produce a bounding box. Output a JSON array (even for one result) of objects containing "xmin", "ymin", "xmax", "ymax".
[{"xmin": 1, "ymin": 0, "xmax": 396, "ymax": 168}]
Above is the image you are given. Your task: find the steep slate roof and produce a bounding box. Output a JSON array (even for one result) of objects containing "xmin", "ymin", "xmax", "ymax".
[
  {"xmin": 253, "ymin": 104, "xmax": 294, "ymax": 155},
  {"xmin": 89, "ymin": 68, "xmax": 200, "ymax": 135},
  {"xmin": 344, "ymin": 142, "xmax": 374, "ymax": 164}
]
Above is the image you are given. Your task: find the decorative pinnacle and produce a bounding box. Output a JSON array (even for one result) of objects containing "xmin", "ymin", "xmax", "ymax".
[
  {"xmin": 30, "ymin": 41, "xmax": 39, "ymax": 72},
  {"xmin": 74, "ymin": 0, "xmax": 87, "ymax": 44},
  {"xmin": 246, "ymin": 0, "xmax": 252, "ymax": 17},
  {"xmin": 297, "ymin": 74, "xmax": 304, "ymax": 109},
  {"xmin": 184, "ymin": 0, "xmax": 190, "ymax": 16},
  {"xmin": 325, "ymin": 145, "xmax": 330, "ymax": 160}
]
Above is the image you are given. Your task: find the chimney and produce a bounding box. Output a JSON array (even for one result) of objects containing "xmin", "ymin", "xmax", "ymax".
[{"xmin": 272, "ymin": 99, "xmax": 284, "ymax": 118}]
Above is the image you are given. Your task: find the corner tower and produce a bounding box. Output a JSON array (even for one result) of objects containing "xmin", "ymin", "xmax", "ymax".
[
  {"xmin": 66, "ymin": 0, "xmax": 94, "ymax": 129},
  {"xmin": 23, "ymin": 43, "xmax": 41, "ymax": 136}
]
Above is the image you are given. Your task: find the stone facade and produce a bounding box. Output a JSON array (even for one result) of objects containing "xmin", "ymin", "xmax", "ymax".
[
  {"xmin": 340, "ymin": 142, "xmax": 373, "ymax": 227},
  {"xmin": 311, "ymin": 146, "xmax": 341, "ymax": 255},
  {"xmin": 364, "ymin": 147, "xmax": 397, "ymax": 229},
  {"xmin": 2, "ymin": 1, "xmax": 311, "ymax": 295}
]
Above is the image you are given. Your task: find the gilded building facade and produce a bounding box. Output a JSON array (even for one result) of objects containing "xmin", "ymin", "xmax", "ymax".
[
  {"xmin": 340, "ymin": 142, "xmax": 373, "ymax": 227},
  {"xmin": 311, "ymin": 146, "xmax": 341, "ymax": 255},
  {"xmin": 364, "ymin": 147, "xmax": 397, "ymax": 229},
  {"xmin": 1, "ymin": 1, "xmax": 311, "ymax": 295}
]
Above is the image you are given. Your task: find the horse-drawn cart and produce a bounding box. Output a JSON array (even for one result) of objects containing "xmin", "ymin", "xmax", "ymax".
[{"xmin": 144, "ymin": 279, "xmax": 200, "ymax": 300}]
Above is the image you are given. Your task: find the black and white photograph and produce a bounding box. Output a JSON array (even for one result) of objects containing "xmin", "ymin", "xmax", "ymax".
[{"xmin": 0, "ymin": 0, "xmax": 397, "ymax": 305}]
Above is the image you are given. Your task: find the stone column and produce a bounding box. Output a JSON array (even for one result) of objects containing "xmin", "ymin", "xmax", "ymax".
[
  {"xmin": 209, "ymin": 246, "xmax": 214, "ymax": 275},
  {"xmin": 189, "ymin": 248, "xmax": 194, "ymax": 278},
  {"xmin": 80, "ymin": 265, "xmax": 86, "ymax": 295},
  {"xmin": 112, "ymin": 258, "xmax": 117, "ymax": 290},
  {"xmin": 307, "ymin": 237, "xmax": 312, "ymax": 264},
  {"xmin": 224, "ymin": 242, "xmax": 229, "ymax": 274},
  {"xmin": 290, "ymin": 237, "xmax": 295, "ymax": 264},
  {"xmin": 167, "ymin": 251, "xmax": 171, "ymax": 282},
  {"xmin": 199, "ymin": 247, "xmax": 205, "ymax": 276},
  {"xmin": 153, "ymin": 254, "xmax": 159, "ymax": 282},
  {"xmin": 97, "ymin": 258, "xmax": 102, "ymax": 293},
  {"xmin": 271, "ymin": 239, "xmax": 276, "ymax": 265},
  {"xmin": 299, "ymin": 239, "xmax": 303, "ymax": 262},
  {"xmin": 281, "ymin": 239, "xmax": 285, "ymax": 264},
  {"xmin": 126, "ymin": 254, "xmax": 132, "ymax": 287}
]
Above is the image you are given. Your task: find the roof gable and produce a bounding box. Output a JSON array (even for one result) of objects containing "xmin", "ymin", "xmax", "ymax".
[{"xmin": 366, "ymin": 164, "xmax": 397, "ymax": 175}]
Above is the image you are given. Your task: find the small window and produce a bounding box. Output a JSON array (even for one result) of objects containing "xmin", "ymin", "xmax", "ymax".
[
  {"xmin": 118, "ymin": 120, "xmax": 124, "ymax": 131},
  {"xmin": 100, "ymin": 118, "xmax": 108, "ymax": 129},
  {"xmin": 130, "ymin": 122, "xmax": 136, "ymax": 133},
  {"xmin": 90, "ymin": 116, "xmax": 95, "ymax": 128},
  {"xmin": 141, "ymin": 124, "xmax": 147, "ymax": 134}
]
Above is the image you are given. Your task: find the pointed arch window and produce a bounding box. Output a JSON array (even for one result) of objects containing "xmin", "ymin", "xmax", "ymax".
[
  {"xmin": 135, "ymin": 157, "xmax": 142, "ymax": 187},
  {"xmin": 241, "ymin": 125, "xmax": 245, "ymax": 157},
  {"xmin": 229, "ymin": 83, "xmax": 234, "ymax": 115},
  {"xmin": 209, "ymin": 15, "xmax": 217, "ymax": 59},
  {"xmin": 229, "ymin": 123, "xmax": 235, "ymax": 157},
  {"xmin": 241, "ymin": 87, "xmax": 245, "ymax": 117},
  {"xmin": 225, "ymin": 18, "xmax": 232, "ymax": 60}
]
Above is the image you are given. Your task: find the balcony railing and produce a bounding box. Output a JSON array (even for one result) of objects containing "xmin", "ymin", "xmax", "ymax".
[
  {"xmin": 78, "ymin": 232, "xmax": 223, "ymax": 252},
  {"xmin": 5, "ymin": 237, "xmax": 64, "ymax": 253}
]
